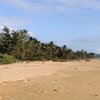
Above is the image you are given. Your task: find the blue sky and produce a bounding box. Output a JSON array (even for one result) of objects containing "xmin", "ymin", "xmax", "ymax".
[{"xmin": 0, "ymin": 0, "xmax": 100, "ymax": 53}]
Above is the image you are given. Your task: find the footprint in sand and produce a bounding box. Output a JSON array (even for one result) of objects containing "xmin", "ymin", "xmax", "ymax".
[
  {"xmin": 88, "ymin": 83, "xmax": 92, "ymax": 85},
  {"xmin": 52, "ymin": 80, "xmax": 58, "ymax": 83},
  {"xmin": 24, "ymin": 79, "xmax": 30, "ymax": 83},
  {"xmin": 39, "ymin": 89, "xmax": 47, "ymax": 94},
  {"xmin": 52, "ymin": 87, "xmax": 63, "ymax": 92},
  {"xmin": 74, "ymin": 68, "xmax": 78, "ymax": 70},
  {"xmin": 2, "ymin": 81, "xmax": 7, "ymax": 85},
  {"xmin": 52, "ymin": 89, "xmax": 58, "ymax": 92},
  {"xmin": 94, "ymin": 94, "xmax": 99, "ymax": 97},
  {"xmin": 1, "ymin": 67, "xmax": 9, "ymax": 69}
]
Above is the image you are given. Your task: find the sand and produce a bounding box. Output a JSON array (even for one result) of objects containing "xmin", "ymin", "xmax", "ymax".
[{"xmin": 0, "ymin": 60, "xmax": 100, "ymax": 100}]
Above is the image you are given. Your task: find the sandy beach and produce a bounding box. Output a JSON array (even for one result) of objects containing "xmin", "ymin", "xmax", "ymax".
[{"xmin": 0, "ymin": 60, "xmax": 100, "ymax": 100}]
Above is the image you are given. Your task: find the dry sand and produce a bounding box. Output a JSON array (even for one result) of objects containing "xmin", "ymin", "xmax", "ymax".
[{"xmin": 0, "ymin": 60, "xmax": 100, "ymax": 100}]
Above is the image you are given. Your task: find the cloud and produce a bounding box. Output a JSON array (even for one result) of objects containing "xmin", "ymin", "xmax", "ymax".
[
  {"xmin": 66, "ymin": 36, "xmax": 100, "ymax": 53},
  {"xmin": 95, "ymin": 49, "xmax": 100, "ymax": 54},
  {"xmin": 0, "ymin": 16, "xmax": 29, "ymax": 29},
  {"xmin": 0, "ymin": 16, "xmax": 34, "ymax": 36},
  {"xmin": 1, "ymin": 0, "xmax": 100, "ymax": 13},
  {"xmin": 52, "ymin": 35, "xmax": 100, "ymax": 53},
  {"xmin": 69, "ymin": 37, "xmax": 100, "ymax": 45}
]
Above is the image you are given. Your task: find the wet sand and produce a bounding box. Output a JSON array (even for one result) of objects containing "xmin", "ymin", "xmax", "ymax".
[{"xmin": 0, "ymin": 60, "xmax": 100, "ymax": 100}]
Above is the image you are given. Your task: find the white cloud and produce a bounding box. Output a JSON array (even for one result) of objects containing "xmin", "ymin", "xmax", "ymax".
[
  {"xmin": 52, "ymin": 35, "xmax": 100, "ymax": 53},
  {"xmin": 0, "ymin": 16, "xmax": 29, "ymax": 29},
  {"xmin": 66, "ymin": 36, "xmax": 100, "ymax": 53},
  {"xmin": 95, "ymin": 49, "xmax": 100, "ymax": 54},
  {"xmin": 1, "ymin": 0, "xmax": 100, "ymax": 13}
]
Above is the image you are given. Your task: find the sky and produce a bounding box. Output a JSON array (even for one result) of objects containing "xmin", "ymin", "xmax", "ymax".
[{"xmin": 0, "ymin": 0, "xmax": 100, "ymax": 53}]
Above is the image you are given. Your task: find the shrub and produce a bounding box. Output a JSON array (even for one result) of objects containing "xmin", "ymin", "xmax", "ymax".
[{"xmin": 0, "ymin": 54, "xmax": 16, "ymax": 64}]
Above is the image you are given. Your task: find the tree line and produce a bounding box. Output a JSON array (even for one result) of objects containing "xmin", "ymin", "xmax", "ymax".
[{"xmin": 0, "ymin": 26, "xmax": 94, "ymax": 62}]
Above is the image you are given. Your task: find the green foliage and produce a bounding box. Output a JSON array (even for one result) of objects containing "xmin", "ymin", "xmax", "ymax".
[
  {"xmin": 0, "ymin": 26, "xmax": 95, "ymax": 63},
  {"xmin": 0, "ymin": 54, "xmax": 16, "ymax": 64}
]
